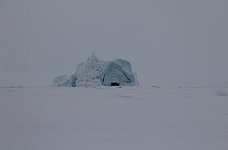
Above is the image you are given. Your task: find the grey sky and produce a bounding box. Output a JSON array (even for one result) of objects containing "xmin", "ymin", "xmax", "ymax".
[{"xmin": 0, "ymin": 0, "xmax": 228, "ymax": 87}]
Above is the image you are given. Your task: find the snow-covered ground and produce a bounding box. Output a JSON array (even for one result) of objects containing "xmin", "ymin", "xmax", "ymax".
[{"xmin": 0, "ymin": 87, "xmax": 228, "ymax": 150}]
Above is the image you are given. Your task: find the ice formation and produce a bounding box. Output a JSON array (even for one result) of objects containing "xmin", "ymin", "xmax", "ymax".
[{"xmin": 53, "ymin": 52, "xmax": 139, "ymax": 87}]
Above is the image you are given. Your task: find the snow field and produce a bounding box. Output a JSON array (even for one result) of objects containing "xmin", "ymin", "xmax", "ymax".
[{"xmin": 0, "ymin": 87, "xmax": 228, "ymax": 150}]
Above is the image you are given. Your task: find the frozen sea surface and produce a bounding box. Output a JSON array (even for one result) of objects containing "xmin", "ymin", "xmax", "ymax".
[{"xmin": 0, "ymin": 87, "xmax": 228, "ymax": 150}]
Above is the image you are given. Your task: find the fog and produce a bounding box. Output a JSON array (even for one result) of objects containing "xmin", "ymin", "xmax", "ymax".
[{"xmin": 0, "ymin": 0, "xmax": 228, "ymax": 87}]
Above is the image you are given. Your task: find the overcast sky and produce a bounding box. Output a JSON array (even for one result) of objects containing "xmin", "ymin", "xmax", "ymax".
[{"xmin": 0, "ymin": 0, "xmax": 228, "ymax": 87}]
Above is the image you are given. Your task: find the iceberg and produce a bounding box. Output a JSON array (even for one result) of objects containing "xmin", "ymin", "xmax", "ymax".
[{"xmin": 53, "ymin": 52, "xmax": 139, "ymax": 87}]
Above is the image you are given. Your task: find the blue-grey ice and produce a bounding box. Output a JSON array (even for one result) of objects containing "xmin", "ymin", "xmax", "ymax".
[{"xmin": 53, "ymin": 52, "xmax": 139, "ymax": 87}]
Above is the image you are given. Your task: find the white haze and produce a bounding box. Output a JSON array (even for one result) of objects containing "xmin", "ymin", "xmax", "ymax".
[{"xmin": 0, "ymin": 0, "xmax": 228, "ymax": 87}]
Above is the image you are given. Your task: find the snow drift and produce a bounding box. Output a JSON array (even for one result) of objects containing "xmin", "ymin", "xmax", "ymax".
[{"xmin": 53, "ymin": 52, "xmax": 139, "ymax": 87}]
